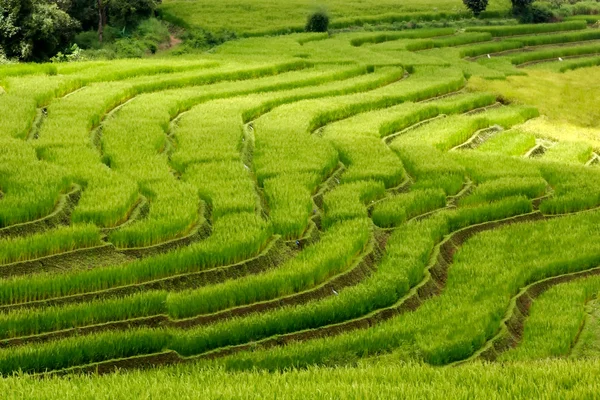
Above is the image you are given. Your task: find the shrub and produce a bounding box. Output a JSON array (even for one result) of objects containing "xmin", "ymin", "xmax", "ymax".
[
  {"xmin": 511, "ymin": 0, "xmax": 534, "ymax": 14},
  {"xmin": 463, "ymin": 0, "xmax": 490, "ymax": 16},
  {"xmin": 520, "ymin": 3, "xmax": 556, "ymax": 23},
  {"xmin": 306, "ymin": 9, "xmax": 330, "ymax": 32},
  {"xmin": 74, "ymin": 31, "xmax": 102, "ymax": 50}
]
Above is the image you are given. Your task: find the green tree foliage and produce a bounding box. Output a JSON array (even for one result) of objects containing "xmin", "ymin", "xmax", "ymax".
[
  {"xmin": 107, "ymin": 0, "xmax": 160, "ymax": 30},
  {"xmin": 511, "ymin": 0, "xmax": 534, "ymax": 14},
  {"xmin": 0, "ymin": 0, "xmax": 161, "ymax": 60},
  {"xmin": 0, "ymin": 0, "xmax": 80, "ymax": 60},
  {"xmin": 463, "ymin": 0, "xmax": 489, "ymax": 16},
  {"xmin": 305, "ymin": 9, "xmax": 329, "ymax": 32}
]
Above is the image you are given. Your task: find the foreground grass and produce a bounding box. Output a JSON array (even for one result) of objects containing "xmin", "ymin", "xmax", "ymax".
[{"xmin": 2, "ymin": 359, "xmax": 600, "ymax": 399}]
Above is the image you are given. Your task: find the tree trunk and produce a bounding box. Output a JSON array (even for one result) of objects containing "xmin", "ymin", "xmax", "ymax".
[{"xmin": 97, "ymin": 0, "xmax": 104, "ymax": 43}]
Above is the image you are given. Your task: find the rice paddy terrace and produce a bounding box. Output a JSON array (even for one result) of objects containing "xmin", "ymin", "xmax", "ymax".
[{"xmin": 1, "ymin": 20, "xmax": 600, "ymax": 388}]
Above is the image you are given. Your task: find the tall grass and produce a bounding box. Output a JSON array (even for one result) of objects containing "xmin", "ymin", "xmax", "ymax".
[
  {"xmin": 372, "ymin": 189, "xmax": 447, "ymax": 228},
  {"xmin": 0, "ymin": 213, "xmax": 272, "ymax": 305},
  {"xmin": 215, "ymin": 209, "xmax": 600, "ymax": 370},
  {"xmin": 466, "ymin": 21, "xmax": 587, "ymax": 37},
  {"xmin": 0, "ymin": 225, "xmax": 102, "ymax": 265},
  {"xmin": 510, "ymin": 43, "xmax": 600, "ymax": 65}
]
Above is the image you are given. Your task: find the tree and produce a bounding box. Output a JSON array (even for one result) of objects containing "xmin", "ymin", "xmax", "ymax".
[
  {"xmin": 511, "ymin": 0, "xmax": 534, "ymax": 14},
  {"xmin": 0, "ymin": 0, "xmax": 79, "ymax": 60},
  {"xmin": 463, "ymin": 0, "xmax": 489, "ymax": 16},
  {"xmin": 95, "ymin": 0, "xmax": 159, "ymax": 42},
  {"xmin": 305, "ymin": 8, "xmax": 329, "ymax": 32}
]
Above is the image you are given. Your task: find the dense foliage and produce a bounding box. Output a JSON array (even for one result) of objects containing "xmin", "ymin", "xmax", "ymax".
[
  {"xmin": 463, "ymin": 0, "xmax": 489, "ymax": 16},
  {"xmin": 0, "ymin": 0, "xmax": 161, "ymax": 61},
  {"xmin": 305, "ymin": 9, "xmax": 329, "ymax": 32}
]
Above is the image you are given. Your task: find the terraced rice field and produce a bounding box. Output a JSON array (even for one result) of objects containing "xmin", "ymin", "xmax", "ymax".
[{"xmin": 2, "ymin": 20, "xmax": 600, "ymax": 393}]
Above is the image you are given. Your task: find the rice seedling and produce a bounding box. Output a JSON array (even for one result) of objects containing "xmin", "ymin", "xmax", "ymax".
[
  {"xmin": 371, "ymin": 189, "xmax": 447, "ymax": 228},
  {"xmin": 0, "ymin": 225, "xmax": 102, "ymax": 265},
  {"xmin": 322, "ymin": 182, "xmax": 386, "ymax": 228},
  {"xmin": 390, "ymin": 105, "xmax": 538, "ymax": 151},
  {"xmin": 466, "ymin": 21, "xmax": 587, "ymax": 37},
  {"xmin": 500, "ymin": 276, "xmax": 600, "ymax": 361},
  {"xmin": 458, "ymin": 177, "xmax": 547, "ymax": 206},
  {"xmin": 0, "ymin": 213, "xmax": 272, "ymax": 305},
  {"xmin": 215, "ymin": 209, "xmax": 600, "ymax": 369},
  {"xmin": 509, "ymin": 43, "xmax": 600, "ymax": 66},
  {"xmin": 543, "ymin": 141, "xmax": 593, "ymax": 164},
  {"xmin": 475, "ymin": 129, "xmax": 536, "ymax": 156},
  {"xmin": 405, "ymin": 32, "xmax": 493, "ymax": 51},
  {"xmin": 350, "ymin": 28, "xmax": 456, "ymax": 47}
]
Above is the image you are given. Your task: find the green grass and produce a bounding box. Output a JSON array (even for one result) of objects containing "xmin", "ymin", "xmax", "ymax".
[
  {"xmin": 160, "ymin": 0, "xmax": 510, "ymax": 34},
  {"xmin": 0, "ymin": 225, "xmax": 102, "ymax": 265}
]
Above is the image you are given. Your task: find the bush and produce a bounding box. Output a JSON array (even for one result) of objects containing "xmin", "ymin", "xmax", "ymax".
[
  {"xmin": 463, "ymin": 0, "xmax": 490, "ymax": 16},
  {"xmin": 306, "ymin": 9, "xmax": 330, "ymax": 32},
  {"xmin": 74, "ymin": 31, "xmax": 102, "ymax": 50}
]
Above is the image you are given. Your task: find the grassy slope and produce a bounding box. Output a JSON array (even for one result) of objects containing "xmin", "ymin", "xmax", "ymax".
[
  {"xmin": 160, "ymin": 0, "xmax": 510, "ymax": 33},
  {"xmin": 468, "ymin": 67, "xmax": 600, "ymax": 147}
]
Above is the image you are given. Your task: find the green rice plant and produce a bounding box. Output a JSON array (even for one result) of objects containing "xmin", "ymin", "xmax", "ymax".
[
  {"xmin": 543, "ymin": 141, "xmax": 593, "ymax": 164},
  {"xmin": 301, "ymin": 66, "xmax": 466, "ymax": 134},
  {"xmin": 391, "ymin": 105, "xmax": 538, "ymax": 152},
  {"xmin": 0, "ymin": 197, "xmax": 536, "ymax": 362},
  {"xmin": 557, "ymin": 55, "xmax": 600, "ymax": 72},
  {"xmin": 475, "ymin": 57, "xmax": 527, "ymax": 76},
  {"xmin": 217, "ymin": 209, "xmax": 600, "ymax": 370},
  {"xmin": 444, "ymin": 195, "xmax": 534, "ymax": 231},
  {"xmin": 166, "ymin": 217, "xmax": 371, "ymax": 318},
  {"xmin": 0, "ymin": 291, "xmax": 167, "ymax": 340},
  {"xmin": 349, "ymin": 28, "xmax": 456, "ymax": 46},
  {"xmin": 0, "ymin": 139, "xmax": 72, "ymax": 227},
  {"xmin": 500, "ymin": 276, "xmax": 600, "ymax": 361},
  {"xmin": 405, "ymin": 32, "xmax": 493, "ymax": 51},
  {"xmin": 371, "ymin": 189, "xmax": 447, "ymax": 228},
  {"xmin": 6, "ymin": 358, "xmax": 600, "ymax": 396},
  {"xmin": 0, "ymin": 328, "xmax": 171, "ymax": 375},
  {"xmin": 0, "ymin": 225, "xmax": 102, "ymax": 265},
  {"xmin": 322, "ymin": 92, "xmax": 496, "ymax": 140},
  {"xmin": 466, "ymin": 21, "xmax": 587, "ymax": 37},
  {"xmin": 476, "ymin": 129, "xmax": 536, "ymax": 156},
  {"xmin": 0, "ymin": 60, "xmax": 222, "ymax": 140},
  {"xmin": 539, "ymin": 162, "xmax": 600, "ymax": 214},
  {"xmin": 327, "ymin": 136, "xmax": 406, "ymax": 188},
  {"xmin": 458, "ymin": 177, "xmax": 547, "ymax": 206},
  {"xmin": 0, "ymin": 213, "xmax": 271, "ymax": 305},
  {"xmin": 510, "ymin": 43, "xmax": 600, "ymax": 66},
  {"xmin": 166, "ymin": 66, "xmax": 376, "ymax": 171},
  {"xmin": 184, "ymin": 161, "xmax": 258, "ymax": 220},
  {"xmin": 459, "ymin": 41, "xmax": 524, "ymax": 57},
  {"xmin": 322, "ymin": 181, "xmax": 386, "ymax": 228},
  {"xmin": 391, "ymin": 144, "xmax": 466, "ymax": 195},
  {"xmin": 453, "ymin": 151, "xmax": 543, "ymax": 183},
  {"xmin": 0, "ymin": 63, "xmax": 57, "ymax": 78},
  {"xmin": 107, "ymin": 181, "xmax": 201, "ymax": 248},
  {"xmin": 263, "ymin": 173, "xmax": 320, "ymax": 239},
  {"xmin": 516, "ymin": 30, "xmax": 600, "ymax": 47}
]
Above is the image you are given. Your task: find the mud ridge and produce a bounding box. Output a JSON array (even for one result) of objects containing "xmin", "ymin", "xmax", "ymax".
[
  {"xmin": 450, "ymin": 125, "xmax": 504, "ymax": 151},
  {"xmin": 100, "ymin": 195, "xmax": 150, "ymax": 234}
]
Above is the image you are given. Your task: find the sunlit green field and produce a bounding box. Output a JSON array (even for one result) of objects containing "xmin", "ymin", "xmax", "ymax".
[
  {"xmin": 160, "ymin": 0, "xmax": 511, "ymax": 33},
  {"xmin": 1, "ymin": 9, "xmax": 600, "ymax": 396}
]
